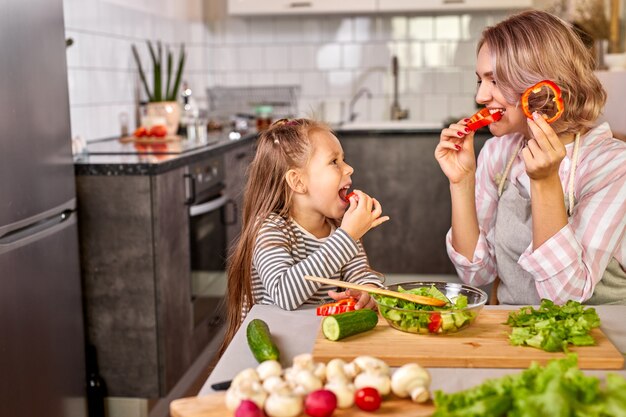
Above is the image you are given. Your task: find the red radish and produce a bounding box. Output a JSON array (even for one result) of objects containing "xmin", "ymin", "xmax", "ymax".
[
  {"xmin": 235, "ymin": 400, "xmax": 264, "ymax": 417},
  {"xmin": 304, "ymin": 389, "xmax": 337, "ymax": 417},
  {"xmin": 354, "ymin": 387, "xmax": 382, "ymax": 412}
]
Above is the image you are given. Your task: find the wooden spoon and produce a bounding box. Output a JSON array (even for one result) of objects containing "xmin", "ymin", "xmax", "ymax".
[{"xmin": 304, "ymin": 275, "xmax": 447, "ymax": 307}]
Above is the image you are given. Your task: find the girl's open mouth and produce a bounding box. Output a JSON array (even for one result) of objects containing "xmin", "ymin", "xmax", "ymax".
[{"xmin": 339, "ymin": 185, "xmax": 351, "ymax": 203}]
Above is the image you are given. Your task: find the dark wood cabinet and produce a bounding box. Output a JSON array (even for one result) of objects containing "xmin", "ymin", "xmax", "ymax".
[
  {"xmin": 339, "ymin": 132, "xmax": 487, "ymax": 275},
  {"xmin": 224, "ymin": 139, "xmax": 256, "ymax": 251}
]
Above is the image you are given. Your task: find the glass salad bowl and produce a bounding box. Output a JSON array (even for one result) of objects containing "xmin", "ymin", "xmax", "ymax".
[{"xmin": 372, "ymin": 281, "xmax": 488, "ymax": 335}]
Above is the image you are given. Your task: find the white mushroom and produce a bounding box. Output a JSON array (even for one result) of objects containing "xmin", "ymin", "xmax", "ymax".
[
  {"xmin": 324, "ymin": 380, "xmax": 356, "ymax": 409},
  {"xmin": 292, "ymin": 353, "xmax": 315, "ymax": 371},
  {"xmin": 264, "ymin": 391, "xmax": 303, "ymax": 417},
  {"xmin": 391, "ymin": 363, "xmax": 431, "ymax": 403},
  {"xmin": 292, "ymin": 369, "xmax": 322, "ymax": 395},
  {"xmin": 325, "ymin": 359, "xmax": 349, "ymax": 382},
  {"xmin": 353, "ymin": 356, "xmax": 390, "ymax": 375},
  {"xmin": 313, "ymin": 362, "xmax": 326, "ymax": 382},
  {"xmin": 225, "ymin": 379, "xmax": 267, "ymax": 411},
  {"xmin": 257, "ymin": 360, "xmax": 283, "ymax": 381},
  {"xmin": 232, "ymin": 368, "xmax": 260, "ymax": 387},
  {"xmin": 263, "ymin": 375, "xmax": 285, "ymax": 394},
  {"xmin": 354, "ymin": 370, "xmax": 391, "ymax": 396},
  {"xmin": 343, "ymin": 361, "xmax": 359, "ymax": 379}
]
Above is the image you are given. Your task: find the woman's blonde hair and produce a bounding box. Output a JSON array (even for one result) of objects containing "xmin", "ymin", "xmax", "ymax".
[
  {"xmin": 219, "ymin": 118, "xmax": 331, "ymax": 354},
  {"xmin": 478, "ymin": 10, "xmax": 606, "ymax": 135}
]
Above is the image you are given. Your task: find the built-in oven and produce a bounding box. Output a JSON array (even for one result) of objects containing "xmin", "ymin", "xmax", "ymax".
[{"xmin": 184, "ymin": 156, "xmax": 235, "ymax": 338}]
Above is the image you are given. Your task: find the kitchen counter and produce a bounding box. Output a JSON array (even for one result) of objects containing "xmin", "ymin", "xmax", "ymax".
[
  {"xmin": 74, "ymin": 130, "xmax": 257, "ymax": 176},
  {"xmin": 199, "ymin": 304, "xmax": 626, "ymax": 396}
]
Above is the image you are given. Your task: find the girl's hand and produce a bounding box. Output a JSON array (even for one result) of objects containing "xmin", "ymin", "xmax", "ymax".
[
  {"xmin": 340, "ymin": 190, "xmax": 389, "ymax": 241},
  {"xmin": 328, "ymin": 287, "xmax": 377, "ymax": 310},
  {"xmin": 435, "ymin": 119, "xmax": 476, "ymax": 184},
  {"xmin": 523, "ymin": 112, "xmax": 566, "ymax": 181}
]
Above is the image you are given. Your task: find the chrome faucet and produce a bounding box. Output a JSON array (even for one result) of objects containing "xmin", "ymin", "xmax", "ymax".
[
  {"xmin": 348, "ymin": 87, "xmax": 373, "ymax": 122},
  {"xmin": 390, "ymin": 55, "xmax": 409, "ymax": 120}
]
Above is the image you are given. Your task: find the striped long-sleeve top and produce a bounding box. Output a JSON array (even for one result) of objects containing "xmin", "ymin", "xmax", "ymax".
[
  {"xmin": 446, "ymin": 122, "xmax": 626, "ymax": 303},
  {"xmin": 251, "ymin": 213, "xmax": 384, "ymax": 310}
]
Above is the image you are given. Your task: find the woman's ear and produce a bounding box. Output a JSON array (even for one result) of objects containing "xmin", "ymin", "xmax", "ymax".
[{"xmin": 285, "ymin": 169, "xmax": 307, "ymax": 194}]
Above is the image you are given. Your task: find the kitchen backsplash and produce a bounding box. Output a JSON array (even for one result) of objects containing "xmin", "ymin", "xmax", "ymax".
[{"xmin": 64, "ymin": 0, "xmax": 514, "ymax": 141}]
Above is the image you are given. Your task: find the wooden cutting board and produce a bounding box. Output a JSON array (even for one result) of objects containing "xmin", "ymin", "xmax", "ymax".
[
  {"xmin": 170, "ymin": 392, "xmax": 435, "ymax": 417},
  {"xmin": 312, "ymin": 310, "xmax": 624, "ymax": 369}
]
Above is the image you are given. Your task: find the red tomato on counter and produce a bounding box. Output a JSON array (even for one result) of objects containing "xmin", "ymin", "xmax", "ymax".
[
  {"xmin": 133, "ymin": 126, "xmax": 148, "ymax": 137},
  {"xmin": 149, "ymin": 125, "xmax": 168, "ymax": 138}
]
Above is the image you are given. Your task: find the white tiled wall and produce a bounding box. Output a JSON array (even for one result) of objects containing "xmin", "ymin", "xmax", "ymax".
[{"xmin": 63, "ymin": 0, "xmax": 515, "ymax": 141}]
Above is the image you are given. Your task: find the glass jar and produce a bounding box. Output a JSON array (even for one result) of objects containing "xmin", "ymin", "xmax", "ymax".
[{"xmin": 255, "ymin": 105, "xmax": 273, "ymax": 131}]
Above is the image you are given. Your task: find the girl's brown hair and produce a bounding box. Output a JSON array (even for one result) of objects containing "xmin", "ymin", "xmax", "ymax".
[
  {"xmin": 219, "ymin": 118, "xmax": 331, "ymax": 354},
  {"xmin": 478, "ymin": 10, "xmax": 606, "ymax": 135}
]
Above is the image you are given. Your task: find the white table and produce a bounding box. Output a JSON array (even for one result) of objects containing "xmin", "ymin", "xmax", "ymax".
[{"xmin": 199, "ymin": 305, "xmax": 626, "ymax": 396}]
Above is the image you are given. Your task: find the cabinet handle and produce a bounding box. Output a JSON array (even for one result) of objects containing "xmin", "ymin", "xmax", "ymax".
[
  {"xmin": 289, "ymin": 2, "xmax": 312, "ymax": 8},
  {"xmin": 235, "ymin": 152, "xmax": 247, "ymax": 160},
  {"xmin": 184, "ymin": 173, "xmax": 196, "ymax": 205},
  {"xmin": 222, "ymin": 199, "xmax": 238, "ymax": 226},
  {"xmin": 443, "ymin": 0, "xmax": 464, "ymax": 3}
]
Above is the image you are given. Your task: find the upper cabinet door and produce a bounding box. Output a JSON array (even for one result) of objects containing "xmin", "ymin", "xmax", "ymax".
[
  {"xmin": 228, "ymin": 0, "xmax": 377, "ymax": 15},
  {"xmin": 377, "ymin": 0, "xmax": 533, "ymax": 12}
]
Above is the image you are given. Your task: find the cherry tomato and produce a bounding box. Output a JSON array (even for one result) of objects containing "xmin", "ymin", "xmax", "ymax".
[
  {"xmin": 428, "ymin": 312, "xmax": 442, "ymax": 333},
  {"xmin": 133, "ymin": 126, "xmax": 147, "ymax": 137},
  {"xmin": 354, "ymin": 387, "xmax": 381, "ymax": 412},
  {"xmin": 149, "ymin": 125, "xmax": 168, "ymax": 138}
]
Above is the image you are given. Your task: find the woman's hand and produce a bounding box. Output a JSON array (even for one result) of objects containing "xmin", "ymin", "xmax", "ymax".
[
  {"xmin": 523, "ymin": 112, "xmax": 567, "ymax": 181},
  {"xmin": 340, "ymin": 190, "xmax": 389, "ymax": 241},
  {"xmin": 435, "ymin": 119, "xmax": 477, "ymax": 184},
  {"xmin": 328, "ymin": 287, "xmax": 377, "ymax": 310}
]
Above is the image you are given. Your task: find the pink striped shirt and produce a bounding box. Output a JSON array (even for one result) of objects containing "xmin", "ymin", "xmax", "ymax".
[{"xmin": 446, "ymin": 123, "xmax": 626, "ymax": 303}]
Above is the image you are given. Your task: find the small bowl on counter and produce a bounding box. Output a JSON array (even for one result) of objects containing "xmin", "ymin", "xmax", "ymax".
[{"xmin": 372, "ymin": 281, "xmax": 488, "ymax": 335}]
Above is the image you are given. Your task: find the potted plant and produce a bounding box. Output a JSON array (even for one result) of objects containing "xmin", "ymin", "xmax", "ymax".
[{"xmin": 132, "ymin": 41, "xmax": 186, "ymax": 135}]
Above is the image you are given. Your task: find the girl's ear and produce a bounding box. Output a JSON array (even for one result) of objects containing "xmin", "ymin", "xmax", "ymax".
[{"xmin": 285, "ymin": 169, "xmax": 307, "ymax": 194}]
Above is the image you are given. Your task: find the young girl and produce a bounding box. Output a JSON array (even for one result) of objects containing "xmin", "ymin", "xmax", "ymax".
[
  {"xmin": 435, "ymin": 10, "xmax": 626, "ymax": 305},
  {"xmin": 223, "ymin": 118, "xmax": 389, "ymax": 345}
]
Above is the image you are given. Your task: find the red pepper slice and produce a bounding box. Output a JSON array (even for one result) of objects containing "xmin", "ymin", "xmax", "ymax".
[
  {"xmin": 466, "ymin": 107, "xmax": 503, "ymax": 131},
  {"xmin": 521, "ymin": 80, "xmax": 564, "ymax": 123},
  {"xmin": 428, "ymin": 312, "xmax": 442, "ymax": 333},
  {"xmin": 316, "ymin": 298, "xmax": 357, "ymax": 316}
]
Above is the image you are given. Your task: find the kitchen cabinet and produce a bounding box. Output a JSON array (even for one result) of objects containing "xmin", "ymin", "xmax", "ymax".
[
  {"xmin": 228, "ymin": 0, "xmax": 376, "ymax": 15},
  {"xmin": 224, "ymin": 139, "xmax": 256, "ymax": 249},
  {"xmin": 377, "ymin": 0, "xmax": 533, "ymax": 12},
  {"xmin": 339, "ymin": 132, "xmax": 487, "ymax": 274},
  {"xmin": 77, "ymin": 167, "xmax": 193, "ymax": 398},
  {"xmin": 75, "ymin": 135, "xmax": 257, "ymax": 399},
  {"xmin": 228, "ymin": 0, "xmax": 531, "ymax": 15}
]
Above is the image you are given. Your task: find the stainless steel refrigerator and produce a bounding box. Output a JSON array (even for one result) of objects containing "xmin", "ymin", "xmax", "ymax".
[{"xmin": 0, "ymin": 0, "xmax": 87, "ymax": 416}]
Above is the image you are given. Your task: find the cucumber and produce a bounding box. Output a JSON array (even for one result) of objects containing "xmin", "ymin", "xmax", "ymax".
[
  {"xmin": 246, "ymin": 319, "xmax": 280, "ymax": 362},
  {"xmin": 322, "ymin": 309, "xmax": 378, "ymax": 341}
]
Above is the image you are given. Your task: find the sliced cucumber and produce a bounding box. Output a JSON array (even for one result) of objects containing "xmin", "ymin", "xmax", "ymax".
[{"xmin": 322, "ymin": 309, "xmax": 378, "ymax": 341}]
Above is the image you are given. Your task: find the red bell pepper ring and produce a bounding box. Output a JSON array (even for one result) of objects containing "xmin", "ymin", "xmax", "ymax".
[
  {"xmin": 316, "ymin": 298, "xmax": 357, "ymax": 316},
  {"xmin": 521, "ymin": 80, "xmax": 564, "ymax": 123},
  {"xmin": 466, "ymin": 107, "xmax": 503, "ymax": 131}
]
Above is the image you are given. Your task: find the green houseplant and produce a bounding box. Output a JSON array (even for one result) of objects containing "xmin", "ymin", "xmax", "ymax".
[{"xmin": 131, "ymin": 41, "xmax": 186, "ymax": 134}]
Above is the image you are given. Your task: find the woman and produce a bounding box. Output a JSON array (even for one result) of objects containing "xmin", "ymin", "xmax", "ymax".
[{"xmin": 435, "ymin": 10, "xmax": 626, "ymax": 305}]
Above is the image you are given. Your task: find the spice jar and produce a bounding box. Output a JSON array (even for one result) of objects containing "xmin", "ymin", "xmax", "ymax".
[{"xmin": 255, "ymin": 105, "xmax": 273, "ymax": 131}]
